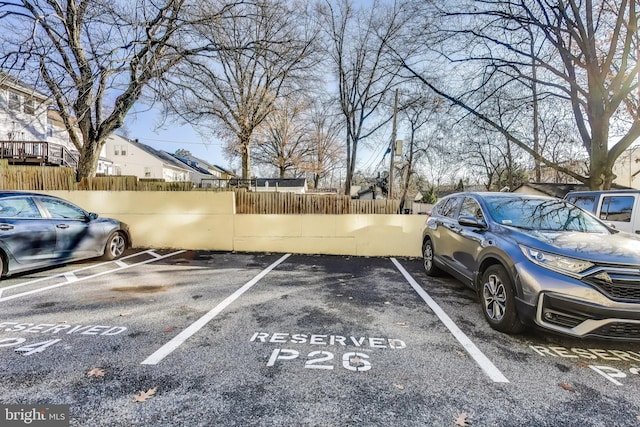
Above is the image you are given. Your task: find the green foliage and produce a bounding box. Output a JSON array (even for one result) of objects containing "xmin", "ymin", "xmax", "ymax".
[{"xmin": 422, "ymin": 186, "xmax": 437, "ymax": 204}]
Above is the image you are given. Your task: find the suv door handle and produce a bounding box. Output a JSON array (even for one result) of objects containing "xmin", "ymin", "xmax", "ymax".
[
  {"xmin": 0, "ymin": 224, "xmax": 14, "ymax": 231},
  {"xmin": 56, "ymin": 224, "xmax": 69, "ymax": 229}
]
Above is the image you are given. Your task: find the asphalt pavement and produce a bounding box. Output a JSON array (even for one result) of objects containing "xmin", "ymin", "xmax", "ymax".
[{"xmin": 1, "ymin": 250, "xmax": 639, "ymax": 426}]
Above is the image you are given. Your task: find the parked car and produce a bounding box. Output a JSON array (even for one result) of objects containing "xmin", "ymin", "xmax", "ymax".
[
  {"xmin": 564, "ymin": 189, "xmax": 640, "ymax": 234},
  {"xmin": 0, "ymin": 191, "xmax": 130, "ymax": 277},
  {"xmin": 422, "ymin": 192, "xmax": 640, "ymax": 339}
]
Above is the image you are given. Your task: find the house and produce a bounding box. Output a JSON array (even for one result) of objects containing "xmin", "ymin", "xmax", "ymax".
[
  {"xmin": 0, "ymin": 72, "xmax": 55, "ymax": 165},
  {"xmin": 613, "ymin": 145, "xmax": 640, "ymax": 189},
  {"xmin": 0, "ymin": 72, "xmax": 110, "ymax": 172},
  {"xmin": 531, "ymin": 145, "xmax": 640, "ymax": 191},
  {"xmin": 104, "ymin": 134, "xmax": 193, "ymax": 182},
  {"xmin": 0, "ymin": 72, "xmax": 50, "ymax": 142},
  {"xmin": 252, "ymin": 178, "xmax": 308, "ymax": 194},
  {"xmin": 356, "ymin": 186, "xmax": 384, "ymax": 200},
  {"xmin": 170, "ymin": 152, "xmax": 236, "ymax": 187},
  {"xmin": 47, "ymin": 109, "xmax": 114, "ymax": 175},
  {"xmin": 513, "ymin": 182, "xmax": 630, "ymax": 198}
]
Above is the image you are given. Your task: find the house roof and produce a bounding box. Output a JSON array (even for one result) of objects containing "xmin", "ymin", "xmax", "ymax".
[
  {"xmin": 170, "ymin": 153, "xmax": 233, "ymax": 176},
  {"xmin": 170, "ymin": 154, "xmax": 213, "ymax": 176},
  {"xmin": 212, "ymin": 164, "xmax": 235, "ymax": 177},
  {"xmin": 0, "ymin": 71, "xmax": 50, "ymax": 101},
  {"xmin": 513, "ymin": 182, "xmax": 630, "ymax": 198}
]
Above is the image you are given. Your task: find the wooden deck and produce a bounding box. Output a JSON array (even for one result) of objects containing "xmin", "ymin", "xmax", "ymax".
[{"xmin": 0, "ymin": 140, "xmax": 78, "ymax": 169}]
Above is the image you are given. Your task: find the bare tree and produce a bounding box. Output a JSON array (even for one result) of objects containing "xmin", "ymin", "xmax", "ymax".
[
  {"xmin": 160, "ymin": 0, "xmax": 320, "ymax": 180},
  {"xmin": 0, "ymin": 0, "xmax": 231, "ymax": 179},
  {"xmin": 318, "ymin": 0, "xmax": 409, "ymax": 195},
  {"xmin": 252, "ymin": 98, "xmax": 313, "ymax": 178},
  {"xmin": 303, "ymin": 100, "xmax": 345, "ymax": 189},
  {"xmin": 401, "ymin": 0, "xmax": 640, "ymax": 189},
  {"xmin": 395, "ymin": 88, "xmax": 443, "ymax": 212}
]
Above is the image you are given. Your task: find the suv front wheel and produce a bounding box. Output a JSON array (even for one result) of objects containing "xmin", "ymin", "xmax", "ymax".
[{"xmin": 480, "ymin": 264, "xmax": 525, "ymax": 334}]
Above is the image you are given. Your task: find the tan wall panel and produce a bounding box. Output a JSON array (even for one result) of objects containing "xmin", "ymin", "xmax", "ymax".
[
  {"xmin": 42, "ymin": 191, "xmax": 235, "ymax": 215},
  {"xmin": 235, "ymin": 214, "xmax": 424, "ymax": 257},
  {"xmin": 37, "ymin": 191, "xmax": 424, "ymax": 257},
  {"xmin": 41, "ymin": 191, "xmax": 235, "ymax": 251}
]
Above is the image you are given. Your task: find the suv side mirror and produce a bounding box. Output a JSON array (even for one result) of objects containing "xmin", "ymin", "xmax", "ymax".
[{"xmin": 458, "ymin": 216, "xmax": 486, "ymax": 229}]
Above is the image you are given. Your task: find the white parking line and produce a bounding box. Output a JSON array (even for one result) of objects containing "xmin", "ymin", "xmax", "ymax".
[
  {"xmin": 0, "ymin": 249, "xmax": 159, "ymax": 295},
  {"xmin": 0, "ymin": 250, "xmax": 186, "ymax": 302},
  {"xmin": 141, "ymin": 253, "xmax": 292, "ymax": 365},
  {"xmin": 391, "ymin": 258, "xmax": 509, "ymax": 383}
]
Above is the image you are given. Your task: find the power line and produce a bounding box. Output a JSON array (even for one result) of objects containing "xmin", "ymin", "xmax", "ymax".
[{"xmin": 136, "ymin": 137, "xmax": 223, "ymax": 146}]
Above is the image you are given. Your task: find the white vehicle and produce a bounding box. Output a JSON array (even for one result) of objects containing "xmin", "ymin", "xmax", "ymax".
[{"xmin": 564, "ymin": 190, "xmax": 640, "ymax": 234}]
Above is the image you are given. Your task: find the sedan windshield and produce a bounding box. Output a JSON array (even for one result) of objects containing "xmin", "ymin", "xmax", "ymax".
[{"xmin": 484, "ymin": 196, "xmax": 610, "ymax": 233}]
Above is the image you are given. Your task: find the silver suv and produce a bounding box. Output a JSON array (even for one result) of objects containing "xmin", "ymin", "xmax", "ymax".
[{"xmin": 422, "ymin": 192, "xmax": 640, "ymax": 339}]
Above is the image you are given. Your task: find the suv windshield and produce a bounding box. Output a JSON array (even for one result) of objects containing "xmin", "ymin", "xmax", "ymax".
[{"xmin": 484, "ymin": 196, "xmax": 609, "ymax": 233}]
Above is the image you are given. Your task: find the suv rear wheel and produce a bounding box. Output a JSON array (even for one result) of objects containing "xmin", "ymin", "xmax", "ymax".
[{"xmin": 480, "ymin": 264, "xmax": 525, "ymax": 334}]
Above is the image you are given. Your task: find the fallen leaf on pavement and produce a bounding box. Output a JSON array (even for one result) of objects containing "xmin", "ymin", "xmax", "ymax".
[
  {"xmin": 86, "ymin": 368, "xmax": 105, "ymax": 378},
  {"xmin": 559, "ymin": 383, "xmax": 574, "ymax": 392},
  {"xmin": 133, "ymin": 387, "xmax": 157, "ymax": 403},
  {"xmin": 454, "ymin": 412, "xmax": 470, "ymax": 426},
  {"xmin": 163, "ymin": 326, "xmax": 176, "ymax": 333}
]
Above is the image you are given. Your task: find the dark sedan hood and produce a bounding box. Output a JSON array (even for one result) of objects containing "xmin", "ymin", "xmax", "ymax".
[{"xmin": 518, "ymin": 229, "xmax": 640, "ymax": 265}]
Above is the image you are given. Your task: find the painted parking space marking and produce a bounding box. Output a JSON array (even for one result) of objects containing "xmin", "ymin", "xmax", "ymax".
[
  {"xmin": 0, "ymin": 321, "xmax": 128, "ymax": 356},
  {"xmin": 142, "ymin": 253, "xmax": 292, "ymax": 365},
  {"xmin": 530, "ymin": 344, "xmax": 640, "ymax": 386},
  {"xmin": 251, "ymin": 332, "xmax": 407, "ymax": 372},
  {"xmin": 391, "ymin": 258, "xmax": 509, "ymax": 383},
  {"xmin": 0, "ymin": 250, "xmax": 185, "ymax": 302}
]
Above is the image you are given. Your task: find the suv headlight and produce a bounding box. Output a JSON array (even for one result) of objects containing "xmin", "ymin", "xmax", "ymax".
[{"xmin": 520, "ymin": 245, "xmax": 593, "ymax": 276}]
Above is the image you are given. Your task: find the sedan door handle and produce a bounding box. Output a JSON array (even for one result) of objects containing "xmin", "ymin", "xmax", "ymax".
[
  {"xmin": 0, "ymin": 224, "xmax": 14, "ymax": 231},
  {"xmin": 56, "ymin": 224, "xmax": 70, "ymax": 229}
]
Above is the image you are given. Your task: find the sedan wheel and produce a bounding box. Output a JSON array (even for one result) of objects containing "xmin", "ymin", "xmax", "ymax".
[
  {"xmin": 103, "ymin": 232, "xmax": 126, "ymax": 260},
  {"xmin": 480, "ymin": 265, "xmax": 524, "ymax": 334}
]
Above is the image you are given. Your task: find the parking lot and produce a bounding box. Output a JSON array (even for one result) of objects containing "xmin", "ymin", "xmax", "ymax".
[{"xmin": 1, "ymin": 250, "xmax": 640, "ymax": 426}]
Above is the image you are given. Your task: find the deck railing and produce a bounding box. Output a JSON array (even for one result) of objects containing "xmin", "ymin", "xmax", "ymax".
[{"xmin": 0, "ymin": 140, "xmax": 78, "ymax": 169}]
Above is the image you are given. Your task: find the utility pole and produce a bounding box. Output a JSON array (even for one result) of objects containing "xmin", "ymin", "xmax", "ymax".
[{"xmin": 389, "ymin": 89, "xmax": 399, "ymax": 199}]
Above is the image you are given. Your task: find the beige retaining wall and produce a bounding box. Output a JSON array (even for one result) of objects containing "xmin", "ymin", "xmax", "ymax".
[{"xmin": 43, "ymin": 191, "xmax": 425, "ymax": 258}]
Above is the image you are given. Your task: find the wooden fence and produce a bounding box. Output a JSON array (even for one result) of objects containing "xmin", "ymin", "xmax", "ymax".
[
  {"xmin": 235, "ymin": 190, "xmax": 400, "ymax": 214},
  {"xmin": 0, "ymin": 161, "xmax": 76, "ymax": 190},
  {"xmin": 0, "ymin": 162, "xmax": 400, "ymax": 214}
]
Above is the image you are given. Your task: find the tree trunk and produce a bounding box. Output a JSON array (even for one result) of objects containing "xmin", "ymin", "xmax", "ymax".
[
  {"xmin": 241, "ymin": 141, "xmax": 251, "ymax": 180},
  {"xmin": 76, "ymin": 143, "xmax": 101, "ymax": 180}
]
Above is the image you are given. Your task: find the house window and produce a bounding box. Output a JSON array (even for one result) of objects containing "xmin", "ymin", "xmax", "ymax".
[
  {"xmin": 8, "ymin": 92, "xmax": 20, "ymax": 111},
  {"xmin": 114, "ymin": 145, "xmax": 120, "ymax": 155},
  {"xmin": 121, "ymin": 145, "xmax": 127, "ymax": 156},
  {"xmin": 144, "ymin": 167, "xmax": 151, "ymax": 178},
  {"xmin": 24, "ymin": 98, "xmax": 35, "ymax": 115}
]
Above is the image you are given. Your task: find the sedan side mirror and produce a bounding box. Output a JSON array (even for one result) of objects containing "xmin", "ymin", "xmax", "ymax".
[
  {"xmin": 458, "ymin": 215, "xmax": 487, "ymax": 229},
  {"xmin": 88, "ymin": 212, "xmax": 99, "ymax": 221}
]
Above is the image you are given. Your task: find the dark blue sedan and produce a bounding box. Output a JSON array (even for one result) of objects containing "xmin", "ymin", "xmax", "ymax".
[{"xmin": 0, "ymin": 191, "xmax": 130, "ymax": 277}]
